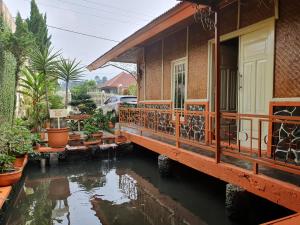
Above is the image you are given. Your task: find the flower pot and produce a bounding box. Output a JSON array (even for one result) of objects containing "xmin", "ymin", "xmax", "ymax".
[
  {"xmin": 47, "ymin": 128, "xmax": 69, "ymax": 148},
  {"xmin": 91, "ymin": 132, "xmax": 103, "ymax": 140},
  {"xmin": 69, "ymin": 133, "xmax": 81, "ymax": 141},
  {"xmin": 0, "ymin": 167, "xmax": 22, "ymax": 187},
  {"xmin": 83, "ymin": 140, "xmax": 101, "ymax": 147},
  {"xmin": 13, "ymin": 155, "xmax": 28, "ymax": 169}
]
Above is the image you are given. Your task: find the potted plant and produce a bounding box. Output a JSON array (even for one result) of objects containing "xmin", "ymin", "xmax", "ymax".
[
  {"xmin": 0, "ymin": 124, "xmax": 33, "ymax": 168},
  {"xmin": 107, "ymin": 111, "xmax": 117, "ymax": 129},
  {"xmin": 83, "ymin": 122, "xmax": 101, "ymax": 146},
  {"xmin": 47, "ymin": 116, "xmax": 69, "ymax": 148},
  {"xmin": 0, "ymin": 154, "xmax": 22, "ymax": 187},
  {"xmin": 68, "ymin": 120, "xmax": 81, "ymax": 141}
]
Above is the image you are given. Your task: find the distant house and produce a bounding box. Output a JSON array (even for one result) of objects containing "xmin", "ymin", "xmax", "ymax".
[{"xmin": 100, "ymin": 72, "xmax": 136, "ymax": 94}]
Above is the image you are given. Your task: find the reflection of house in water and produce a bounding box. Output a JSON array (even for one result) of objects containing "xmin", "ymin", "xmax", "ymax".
[{"xmin": 91, "ymin": 169, "xmax": 206, "ymax": 225}]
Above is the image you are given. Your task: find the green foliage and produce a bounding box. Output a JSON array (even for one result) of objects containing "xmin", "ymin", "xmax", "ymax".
[
  {"xmin": 0, "ymin": 154, "xmax": 15, "ymax": 172},
  {"xmin": 83, "ymin": 123, "xmax": 99, "ymax": 140},
  {"xmin": 83, "ymin": 109, "xmax": 109, "ymax": 138},
  {"xmin": 71, "ymin": 80, "xmax": 96, "ymax": 97},
  {"xmin": 0, "ymin": 16, "xmax": 11, "ymax": 49},
  {"xmin": 19, "ymin": 67, "xmax": 46, "ymax": 131},
  {"xmin": 56, "ymin": 57, "xmax": 85, "ymax": 108},
  {"xmin": 30, "ymin": 46, "xmax": 61, "ymax": 115},
  {"xmin": 128, "ymin": 84, "xmax": 137, "ymax": 96},
  {"xmin": 0, "ymin": 123, "xmax": 33, "ymax": 171},
  {"xmin": 9, "ymin": 13, "xmax": 35, "ymax": 88},
  {"xmin": 49, "ymin": 94, "xmax": 64, "ymax": 109},
  {"xmin": 26, "ymin": 0, "xmax": 51, "ymax": 51},
  {"xmin": 70, "ymin": 93, "xmax": 96, "ymax": 115},
  {"xmin": 0, "ymin": 49, "xmax": 17, "ymax": 124}
]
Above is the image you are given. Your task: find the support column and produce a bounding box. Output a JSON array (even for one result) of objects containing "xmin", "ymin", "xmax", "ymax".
[
  {"xmin": 225, "ymin": 184, "xmax": 249, "ymax": 220},
  {"xmin": 214, "ymin": 8, "xmax": 221, "ymax": 163},
  {"xmin": 158, "ymin": 154, "xmax": 172, "ymax": 177}
]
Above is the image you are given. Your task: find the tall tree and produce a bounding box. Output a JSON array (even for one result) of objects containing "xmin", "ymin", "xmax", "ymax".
[
  {"xmin": 9, "ymin": 13, "xmax": 34, "ymax": 117},
  {"xmin": 26, "ymin": 0, "xmax": 51, "ymax": 51},
  {"xmin": 30, "ymin": 47, "xmax": 60, "ymax": 116},
  {"xmin": 56, "ymin": 58, "xmax": 85, "ymax": 108}
]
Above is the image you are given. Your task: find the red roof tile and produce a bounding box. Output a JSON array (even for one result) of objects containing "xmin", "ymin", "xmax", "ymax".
[{"xmin": 102, "ymin": 72, "xmax": 136, "ymax": 88}]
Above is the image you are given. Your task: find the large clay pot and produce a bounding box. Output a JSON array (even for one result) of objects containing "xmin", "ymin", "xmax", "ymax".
[
  {"xmin": 0, "ymin": 168, "xmax": 22, "ymax": 187},
  {"xmin": 47, "ymin": 128, "xmax": 69, "ymax": 148},
  {"xmin": 13, "ymin": 155, "xmax": 28, "ymax": 169}
]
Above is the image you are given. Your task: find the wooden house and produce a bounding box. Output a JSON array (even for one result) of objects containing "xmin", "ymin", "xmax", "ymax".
[{"xmin": 88, "ymin": 0, "xmax": 300, "ymax": 213}]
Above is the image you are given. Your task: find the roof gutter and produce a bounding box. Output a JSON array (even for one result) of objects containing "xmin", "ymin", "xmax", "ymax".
[{"xmin": 87, "ymin": 2, "xmax": 203, "ymax": 71}]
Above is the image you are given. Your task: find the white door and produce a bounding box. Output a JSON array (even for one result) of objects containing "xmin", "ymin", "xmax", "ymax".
[{"xmin": 239, "ymin": 23, "xmax": 274, "ymax": 150}]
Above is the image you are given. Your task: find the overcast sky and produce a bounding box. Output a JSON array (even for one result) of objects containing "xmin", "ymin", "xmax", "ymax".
[{"xmin": 5, "ymin": 0, "xmax": 178, "ymax": 80}]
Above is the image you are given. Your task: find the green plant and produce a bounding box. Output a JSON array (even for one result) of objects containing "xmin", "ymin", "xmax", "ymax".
[
  {"xmin": 70, "ymin": 93, "xmax": 96, "ymax": 115},
  {"xmin": 0, "ymin": 154, "xmax": 15, "ymax": 172},
  {"xmin": 0, "ymin": 124, "xmax": 34, "ymax": 158},
  {"xmin": 67, "ymin": 120, "xmax": 78, "ymax": 134},
  {"xmin": 19, "ymin": 67, "xmax": 46, "ymax": 131},
  {"xmin": 56, "ymin": 57, "xmax": 85, "ymax": 108},
  {"xmin": 83, "ymin": 123, "xmax": 99, "ymax": 141},
  {"xmin": 107, "ymin": 111, "xmax": 117, "ymax": 125},
  {"xmin": 30, "ymin": 46, "xmax": 60, "ymax": 116},
  {"xmin": 0, "ymin": 48, "xmax": 17, "ymax": 124}
]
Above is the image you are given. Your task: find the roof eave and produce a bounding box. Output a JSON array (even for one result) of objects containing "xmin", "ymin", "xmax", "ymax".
[{"xmin": 87, "ymin": 2, "xmax": 205, "ymax": 71}]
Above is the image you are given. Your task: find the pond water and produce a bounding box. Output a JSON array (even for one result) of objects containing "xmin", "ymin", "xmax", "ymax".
[{"xmin": 0, "ymin": 148, "xmax": 292, "ymax": 225}]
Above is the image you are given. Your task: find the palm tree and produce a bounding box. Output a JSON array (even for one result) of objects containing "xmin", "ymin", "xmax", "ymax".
[
  {"xmin": 56, "ymin": 58, "xmax": 85, "ymax": 108},
  {"xmin": 30, "ymin": 46, "xmax": 60, "ymax": 116},
  {"xmin": 19, "ymin": 67, "xmax": 46, "ymax": 131}
]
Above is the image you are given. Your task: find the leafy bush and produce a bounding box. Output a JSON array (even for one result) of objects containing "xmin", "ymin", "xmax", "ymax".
[
  {"xmin": 0, "ymin": 123, "xmax": 34, "ymax": 158},
  {"xmin": 83, "ymin": 123, "xmax": 99, "ymax": 141},
  {"xmin": 0, "ymin": 154, "xmax": 15, "ymax": 172}
]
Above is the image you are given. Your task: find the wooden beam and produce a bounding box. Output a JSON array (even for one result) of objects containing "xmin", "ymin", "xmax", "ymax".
[
  {"xmin": 214, "ymin": 9, "xmax": 221, "ymax": 163},
  {"xmin": 123, "ymin": 131, "xmax": 300, "ymax": 212}
]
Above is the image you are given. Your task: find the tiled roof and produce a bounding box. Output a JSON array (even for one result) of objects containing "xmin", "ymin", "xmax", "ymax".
[{"xmin": 102, "ymin": 72, "xmax": 136, "ymax": 88}]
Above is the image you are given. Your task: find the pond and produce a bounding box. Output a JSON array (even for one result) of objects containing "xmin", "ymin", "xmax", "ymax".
[{"xmin": 0, "ymin": 148, "xmax": 292, "ymax": 225}]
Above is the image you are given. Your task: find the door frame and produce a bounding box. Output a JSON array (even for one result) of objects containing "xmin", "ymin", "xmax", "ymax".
[{"xmin": 207, "ymin": 17, "xmax": 276, "ymax": 112}]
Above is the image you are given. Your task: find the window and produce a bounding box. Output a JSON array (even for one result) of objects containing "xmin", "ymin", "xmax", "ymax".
[{"xmin": 172, "ymin": 59, "xmax": 186, "ymax": 110}]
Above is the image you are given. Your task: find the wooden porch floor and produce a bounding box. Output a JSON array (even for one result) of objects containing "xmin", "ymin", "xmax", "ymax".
[{"xmin": 120, "ymin": 126, "xmax": 300, "ymax": 212}]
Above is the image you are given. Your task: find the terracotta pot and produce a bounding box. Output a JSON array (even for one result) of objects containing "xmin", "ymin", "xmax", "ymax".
[
  {"xmin": 83, "ymin": 140, "xmax": 101, "ymax": 147},
  {"xmin": 13, "ymin": 155, "xmax": 28, "ymax": 168},
  {"xmin": 69, "ymin": 133, "xmax": 81, "ymax": 141},
  {"xmin": 47, "ymin": 128, "xmax": 69, "ymax": 148},
  {"xmin": 0, "ymin": 167, "xmax": 22, "ymax": 187},
  {"xmin": 91, "ymin": 132, "xmax": 103, "ymax": 140},
  {"xmin": 108, "ymin": 122, "xmax": 115, "ymax": 129}
]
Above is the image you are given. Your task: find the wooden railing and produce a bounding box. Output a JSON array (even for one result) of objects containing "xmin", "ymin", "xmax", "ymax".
[{"xmin": 119, "ymin": 107, "xmax": 300, "ymax": 176}]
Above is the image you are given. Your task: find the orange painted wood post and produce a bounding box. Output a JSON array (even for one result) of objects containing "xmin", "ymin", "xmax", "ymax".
[
  {"xmin": 214, "ymin": 9, "xmax": 221, "ymax": 163},
  {"xmin": 176, "ymin": 111, "xmax": 180, "ymax": 148}
]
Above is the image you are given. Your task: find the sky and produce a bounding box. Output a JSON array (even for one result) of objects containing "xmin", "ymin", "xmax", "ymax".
[{"xmin": 5, "ymin": 0, "xmax": 178, "ymax": 80}]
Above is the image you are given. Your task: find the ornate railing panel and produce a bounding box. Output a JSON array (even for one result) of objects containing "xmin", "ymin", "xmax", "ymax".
[{"xmin": 120, "ymin": 105, "xmax": 300, "ymax": 176}]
